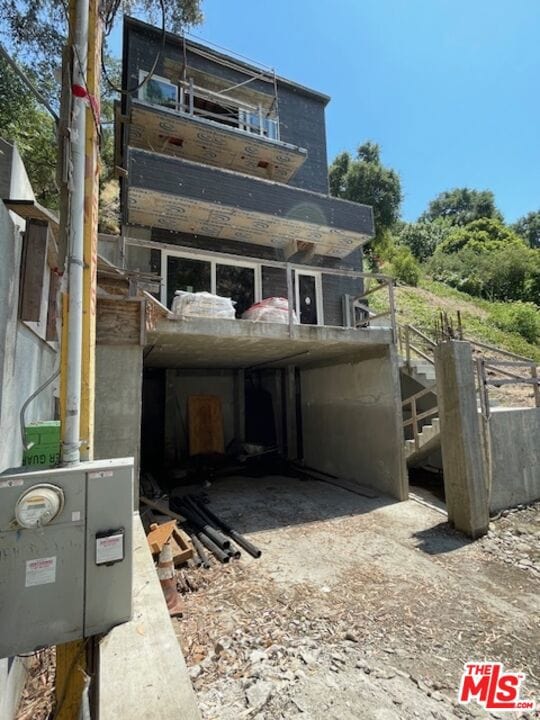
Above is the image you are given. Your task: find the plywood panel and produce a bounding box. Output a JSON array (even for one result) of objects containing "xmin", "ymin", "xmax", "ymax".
[
  {"xmin": 96, "ymin": 298, "xmax": 141, "ymax": 345},
  {"xmin": 128, "ymin": 187, "xmax": 365, "ymax": 259},
  {"xmin": 130, "ymin": 102, "xmax": 306, "ymax": 183},
  {"xmin": 187, "ymin": 395, "xmax": 224, "ymax": 456}
]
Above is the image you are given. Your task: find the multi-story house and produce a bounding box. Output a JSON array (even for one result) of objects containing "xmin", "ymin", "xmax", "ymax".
[{"xmin": 99, "ymin": 17, "xmax": 406, "ymax": 501}]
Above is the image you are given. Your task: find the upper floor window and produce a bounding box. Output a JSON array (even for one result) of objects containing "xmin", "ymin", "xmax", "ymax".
[
  {"xmin": 138, "ymin": 71, "xmax": 178, "ymax": 110},
  {"xmin": 238, "ymin": 109, "xmax": 279, "ymax": 140}
]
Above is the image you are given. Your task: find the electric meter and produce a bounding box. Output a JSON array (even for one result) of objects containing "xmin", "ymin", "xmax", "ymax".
[{"xmin": 14, "ymin": 484, "xmax": 65, "ymax": 528}]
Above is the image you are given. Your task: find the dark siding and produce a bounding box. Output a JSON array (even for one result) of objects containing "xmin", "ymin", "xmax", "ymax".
[
  {"xmin": 277, "ymin": 84, "xmax": 328, "ymax": 193},
  {"xmin": 123, "ymin": 19, "xmax": 329, "ymax": 194},
  {"xmin": 130, "ymin": 150, "xmax": 373, "ymax": 235},
  {"xmin": 262, "ymin": 266, "xmax": 288, "ymax": 299},
  {"xmin": 322, "ymin": 274, "xmax": 362, "ymax": 327}
]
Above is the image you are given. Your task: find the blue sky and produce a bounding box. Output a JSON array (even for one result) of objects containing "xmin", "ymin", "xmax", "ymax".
[{"xmin": 114, "ymin": 0, "xmax": 540, "ymax": 222}]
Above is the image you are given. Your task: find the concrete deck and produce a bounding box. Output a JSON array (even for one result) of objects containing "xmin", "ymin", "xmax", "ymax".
[{"xmin": 145, "ymin": 317, "xmax": 393, "ymax": 368}]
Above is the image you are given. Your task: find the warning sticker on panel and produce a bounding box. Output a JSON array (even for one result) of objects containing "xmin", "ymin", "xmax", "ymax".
[
  {"xmin": 96, "ymin": 533, "xmax": 124, "ymax": 565},
  {"xmin": 25, "ymin": 556, "xmax": 56, "ymax": 587}
]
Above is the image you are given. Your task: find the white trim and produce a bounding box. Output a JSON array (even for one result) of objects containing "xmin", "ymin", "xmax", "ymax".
[
  {"xmin": 159, "ymin": 246, "xmax": 261, "ymax": 308},
  {"xmin": 138, "ymin": 70, "xmax": 178, "ymax": 109},
  {"xmin": 294, "ymin": 269, "xmax": 324, "ymax": 326}
]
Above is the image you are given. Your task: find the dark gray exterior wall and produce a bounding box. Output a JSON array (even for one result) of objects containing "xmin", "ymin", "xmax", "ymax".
[
  {"xmin": 128, "ymin": 149, "xmax": 373, "ymax": 235},
  {"xmin": 122, "ymin": 18, "xmax": 330, "ymax": 193},
  {"xmin": 121, "ymin": 18, "xmax": 367, "ymax": 327}
]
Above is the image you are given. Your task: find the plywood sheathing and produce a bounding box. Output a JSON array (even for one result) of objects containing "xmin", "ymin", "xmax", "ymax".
[{"xmin": 129, "ymin": 101, "xmax": 306, "ymax": 183}]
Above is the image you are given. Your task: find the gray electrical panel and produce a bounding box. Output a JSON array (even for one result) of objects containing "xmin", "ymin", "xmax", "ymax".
[{"xmin": 0, "ymin": 458, "xmax": 134, "ymax": 658}]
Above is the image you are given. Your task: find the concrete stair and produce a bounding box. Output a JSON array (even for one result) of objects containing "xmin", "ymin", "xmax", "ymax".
[
  {"xmin": 404, "ymin": 417, "xmax": 441, "ymax": 468},
  {"xmin": 401, "ymin": 358, "xmax": 437, "ymax": 387}
]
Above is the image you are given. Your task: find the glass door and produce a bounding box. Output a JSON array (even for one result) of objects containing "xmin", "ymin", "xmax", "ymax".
[{"xmin": 295, "ymin": 271, "xmax": 322, "ymax": 325}]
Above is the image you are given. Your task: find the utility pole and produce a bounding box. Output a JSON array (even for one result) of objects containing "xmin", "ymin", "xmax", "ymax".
[{"xmin": 56, "ymin": 0, "xmax": 101, "ymax": 713}]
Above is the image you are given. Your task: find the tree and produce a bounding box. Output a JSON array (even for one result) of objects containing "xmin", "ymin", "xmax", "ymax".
[
  {"xmin": 437, "ymin": 217, "xmax": 525, "ymax": 255},
  {"xmin": 0, "ymin": 56, "xmax": 58, "ymax": 208},
  {"xmin": 513, "ymin": 210, "xmax": 540, "ymax": 249},
  {"xmin": 0, "ymin": 1, "xmax": 203, "ymax": 212},
  {"xmin": 329, "ymin": 142, "xmax": 402, "ymax": 248},
  {"xmin": 395, "ymin": 219, "xmax": 451, "ymax": 262},
  {"xmin": 420, "ymin": 187, "xmax": 503, "ymax": 227}
]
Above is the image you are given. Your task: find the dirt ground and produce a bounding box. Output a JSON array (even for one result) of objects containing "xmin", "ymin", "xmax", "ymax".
[{"xmin": 175, "ymin": 475, "xmax": 540, "ymax": 720}]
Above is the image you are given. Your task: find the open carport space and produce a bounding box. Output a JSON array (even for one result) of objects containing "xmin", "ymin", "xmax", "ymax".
[{"xmin": 140, "ymin": 318, "xmax": 406, "ymax": 503}]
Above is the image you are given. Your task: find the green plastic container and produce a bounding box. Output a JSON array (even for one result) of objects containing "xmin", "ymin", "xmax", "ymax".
[{"xmin": 23, "ymin": 421, "xmax": 61, "ymax": 468}]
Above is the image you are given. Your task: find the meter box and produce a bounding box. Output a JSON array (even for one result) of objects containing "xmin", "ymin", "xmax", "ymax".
[{"xmin": 0, "ymin": 458, "xmax": 134, "ymax": 658}]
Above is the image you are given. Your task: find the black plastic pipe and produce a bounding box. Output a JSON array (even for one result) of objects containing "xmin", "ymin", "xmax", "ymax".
[
  {"xmin": 178, "ymin": 502, "xmax": 231, "ymax": 551},
  {"xmin": 196, "ymin": 529, "xmax": 229, "ymax": 564},
  {"xmin": 190, "ymin": 497, "xmax": 262, "ymax": 559},
  {"xmin": 190, "ymin": 533, "xmax": 210, "ymax": 569}
]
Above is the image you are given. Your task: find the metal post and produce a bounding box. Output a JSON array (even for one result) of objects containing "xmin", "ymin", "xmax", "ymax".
[
  {"xmin": 387, "ymin": 280, "xmax": 397, "ymax": 344},
  {"xmin": 258, "ymin": 103, "xmax": 263, "ymax": 135},
  {"xmin": 411, "ymin": 397, "xmax": 418, "ymax": 450},
  {"xmin": 286, "ymin": 263, "xmax": 294, "ymax": 338},
  {"xmin": 531, "ymin": 364, "xmax": 540, "ymax": 408},
  {"xmin": 188, "ymin": 77, "xmax": 194, "ymax": 116},
  {"xmin": 62, "ymin": 0, "xmax": 88, "ymax": 466},
  {"xmin": 405, "ymin": 325, "xmax": 411, "ymax": 370}
]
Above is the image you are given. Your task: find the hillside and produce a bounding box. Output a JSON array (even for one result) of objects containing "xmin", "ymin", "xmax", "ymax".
[{"xmin": 379, "ymin": 275, "xmax": 540, "ymax": 363}]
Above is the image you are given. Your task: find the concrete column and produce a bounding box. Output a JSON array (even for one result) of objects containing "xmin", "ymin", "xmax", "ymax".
[
  {"xmin": 234, "ymin": 369, "xmax": 245, "ymax": 442},
  {"xmin": 285, "ymin": 366, "xmax": 298, "ymax": 460},
  {"xmin": 435, "ymin": 341, "xmax": 489, "ymax": 538},
  {"xmin": 94, "ymin": 345, "xmax": 143, "ymax": 504}
]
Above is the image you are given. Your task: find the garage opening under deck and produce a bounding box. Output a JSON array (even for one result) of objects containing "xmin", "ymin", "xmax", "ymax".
[{"xmin": 139, "ymin": 293, "xmax": 407, "ymax": 507}]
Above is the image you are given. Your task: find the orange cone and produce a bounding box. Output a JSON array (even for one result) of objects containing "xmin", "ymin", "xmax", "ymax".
[{"xmin": 157, "ymin": 539, "xmax": 184, "ymax": 618}]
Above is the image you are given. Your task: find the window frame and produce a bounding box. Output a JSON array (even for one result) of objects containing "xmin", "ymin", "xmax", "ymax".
[
  {"xmin": 160, "ymin": 248, "xmax": 262, "ymax": 311},
  {"xmin": 294, "ymin": 268, "xmax": 324, "ymax": 326},
  {"xmin": 138, "ymin": 70, "xmax": 178, "ymax": 110}
]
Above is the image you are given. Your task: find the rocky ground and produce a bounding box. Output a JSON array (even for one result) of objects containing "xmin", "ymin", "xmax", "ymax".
[{"xmin": 174, "ymin": 479, "xmax": 540, "ymax": 720}]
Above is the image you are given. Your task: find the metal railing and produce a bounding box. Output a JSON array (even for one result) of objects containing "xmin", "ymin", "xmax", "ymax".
[
  {"xmin": 120, "ymin": 236, "xmax": 398, "ymax": 340},
  {"xmin": 402, "ymin": 386, "xmax": 439, "ymax": 450},
  {"xmin": 398, "ymin": 323, "xmax": 437, "ymax": 368},
  {"xmin": 141, "ymin": 77, "xmax": 280, "ymax": 140},
  {"xmin": 476, "ymin": 357, "xmax": 540, "ymax": 416}
]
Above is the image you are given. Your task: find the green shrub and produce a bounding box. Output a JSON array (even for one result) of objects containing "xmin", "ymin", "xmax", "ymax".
[
  {"xmin": 489, "ymin": 302, "xmax": 540, "ymax": 344},
  {"xmin": 389, "ymin": 246, "xmax": 420, "ymax": 286}
]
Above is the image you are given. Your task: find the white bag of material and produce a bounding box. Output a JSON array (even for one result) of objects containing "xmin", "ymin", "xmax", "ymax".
[
  {"xmin": 171, "ymin": 291, "xmax": 236, "ymax": 319},
  {"xmin": 241, "ymin": 297, "xmax": 298, "ymax": 324}
]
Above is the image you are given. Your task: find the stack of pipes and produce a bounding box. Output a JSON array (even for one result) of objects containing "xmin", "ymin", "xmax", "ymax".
[{"xmin": 171, "ymin": 495, "xmax": 261, "ymax": 566}]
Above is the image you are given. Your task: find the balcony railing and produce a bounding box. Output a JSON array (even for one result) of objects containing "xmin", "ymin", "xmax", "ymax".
[
  {"xmin": 109, "ymin": 236, "xmax": 397, "ymax": 340},
  {"xmin": 139, "ymin": 74, "xmax": 280, "ymax": 141}
]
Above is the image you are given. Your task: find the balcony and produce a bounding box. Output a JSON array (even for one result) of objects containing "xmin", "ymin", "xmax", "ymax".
[
  {"xmin": 125, "ymin": 76, "xmax": 308, "ymax": 183},
  {"xmin": 126, "ymin": 148, "xmax": 374, "ymax": 259}
]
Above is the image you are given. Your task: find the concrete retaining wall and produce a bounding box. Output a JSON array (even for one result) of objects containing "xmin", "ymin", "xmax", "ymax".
[
  {"xmin": 95, "ymin": 346, "xmax": 143, "ymax": 497},
  {"xmin": 300, "ymin": 347, "xmax": 407, "ymax": 500},
  {"xmin": 489, "ymin": 407, "xmax": 540, "ymax": 513}
]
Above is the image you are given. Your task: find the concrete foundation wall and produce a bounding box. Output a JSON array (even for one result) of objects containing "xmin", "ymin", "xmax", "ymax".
[
  {"xmin": 164, "ymin": 370, "xmax": 235, "ymax": 464},
  {"xmin": 489, "ymin": 408, "xmax": 540, "ymax": 512},
  {"xmin": 95, "ymin": 346, "xmax": 143, "ymax": 492},
  {"xmin": 300, "ymin": 347, "xmax": 407, "ymax": 500}
]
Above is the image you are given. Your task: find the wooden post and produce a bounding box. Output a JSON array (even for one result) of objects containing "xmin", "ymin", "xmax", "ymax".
[
  {"xmin": 80, "ymin": 0, "xmax": 101, "ymax": 462},
  {"xmin": 56, "ymin": 0, "xmax": 101, "ymax": 716}
]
